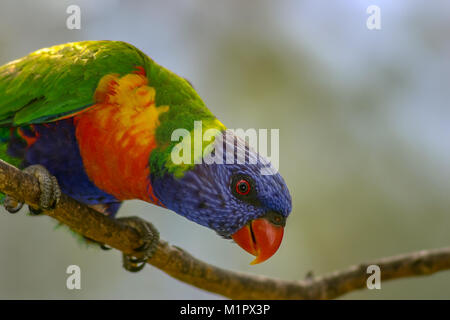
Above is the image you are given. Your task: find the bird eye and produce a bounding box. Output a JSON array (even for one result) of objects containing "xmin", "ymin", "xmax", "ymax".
[{"xmin": 235, "ymin": 179, "xmax": 251, "ymax": 196}]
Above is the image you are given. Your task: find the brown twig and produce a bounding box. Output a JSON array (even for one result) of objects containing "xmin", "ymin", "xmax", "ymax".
[{"xmin": 0, "ymin": 159, "xmax": 449, "ymax": 299}]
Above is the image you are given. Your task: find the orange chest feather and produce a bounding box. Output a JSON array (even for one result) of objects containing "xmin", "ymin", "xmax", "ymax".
[{"xmin": 73, "ymin": 72, "xmax": 168, "ymax": 203}]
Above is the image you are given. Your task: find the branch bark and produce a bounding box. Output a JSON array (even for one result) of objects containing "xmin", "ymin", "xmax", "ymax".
[{"xmin": 0, "ymin": 159, "xmax": 449, "ymax": 299}]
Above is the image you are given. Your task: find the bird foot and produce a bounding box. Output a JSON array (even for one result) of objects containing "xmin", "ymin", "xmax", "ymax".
[
  {"xmin": 117, "ymin": 216, "xmax": 159, "ymax": 272},
  {"xmin": 3, "ymin": 164, "xmax": 60, "ymax": 214}
]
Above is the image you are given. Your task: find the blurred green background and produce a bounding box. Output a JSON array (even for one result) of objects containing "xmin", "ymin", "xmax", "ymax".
[{"xmin": 0, "ymin": 0, "xmax": 449, "ymax": 299}]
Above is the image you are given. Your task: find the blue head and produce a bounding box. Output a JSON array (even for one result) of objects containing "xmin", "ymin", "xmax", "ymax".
[{"xmin": 151, "ymin": 132, "xmax": 292, "ymax": 263}]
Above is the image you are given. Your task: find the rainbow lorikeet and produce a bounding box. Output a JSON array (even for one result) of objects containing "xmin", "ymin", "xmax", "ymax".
[{"xmin": 0, "ymin": 41, "xmax": 292, "ymax": 271}]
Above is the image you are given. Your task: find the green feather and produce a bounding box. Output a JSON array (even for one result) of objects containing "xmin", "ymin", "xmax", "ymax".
[{"xmin": 0, "ymin": 41, "xmax": 148, "ymax": 125}]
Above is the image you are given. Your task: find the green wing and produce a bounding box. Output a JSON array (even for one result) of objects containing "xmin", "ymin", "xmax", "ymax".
[{"xmin": 0, "ymin": 40, "xmax": 149, "ymax": 126}]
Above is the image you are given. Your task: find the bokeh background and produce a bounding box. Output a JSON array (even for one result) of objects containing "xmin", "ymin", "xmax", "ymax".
[{"xmin": 0, "ymin": 0, "xmax": 449, "ymax": 299}]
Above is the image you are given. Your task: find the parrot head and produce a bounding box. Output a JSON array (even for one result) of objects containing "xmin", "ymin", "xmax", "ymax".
[{"xmin": 151, "ymin": 131, "xmax": 292, "ymax": 264}]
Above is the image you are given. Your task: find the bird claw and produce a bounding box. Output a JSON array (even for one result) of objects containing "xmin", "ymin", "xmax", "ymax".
[
  {"xmin": 25, "ymin": 165, "xmax": 61, "ymax": 210},
  {"xmin": 117, "ymin": 216, "xmax": 159, "ymax": 273},
  {"xmin": 3, "ymin": 164, "xmax": 60, "ymax": 214},
  {"xmin": 3, "ymin": 196, "xmax": 24, "ymax": 213}
]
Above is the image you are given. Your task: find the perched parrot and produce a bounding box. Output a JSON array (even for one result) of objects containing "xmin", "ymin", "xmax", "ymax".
[{"xmin": 0, "ymin": 41, "xmax": 292, "ymax": 271}]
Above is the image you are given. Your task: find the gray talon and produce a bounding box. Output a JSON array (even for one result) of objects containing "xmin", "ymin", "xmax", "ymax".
[
  {"xmin": 117, "ymin": 216, "xmax": 159, "ymax": 272},
  {"xmin": 3, "ymin": 164, "xmax": 60, "ymax": 214},
  {"xmin": 100, "ymin": 244, "xmax": 112, "ymax": 251},
  {"xmin": 3, "ymin": 196, "xmax": 24, "ymax": 213}
]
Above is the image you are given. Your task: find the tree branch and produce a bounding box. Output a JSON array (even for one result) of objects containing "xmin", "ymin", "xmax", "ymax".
[{"xmin": 0, "ymin": 159, "xmax": 449, "ymax": 299}]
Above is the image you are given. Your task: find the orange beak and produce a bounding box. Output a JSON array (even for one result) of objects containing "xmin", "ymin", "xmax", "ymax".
[{"xmin": 231, "ymin": 216, "xmax": 284, "ymax": 265}]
